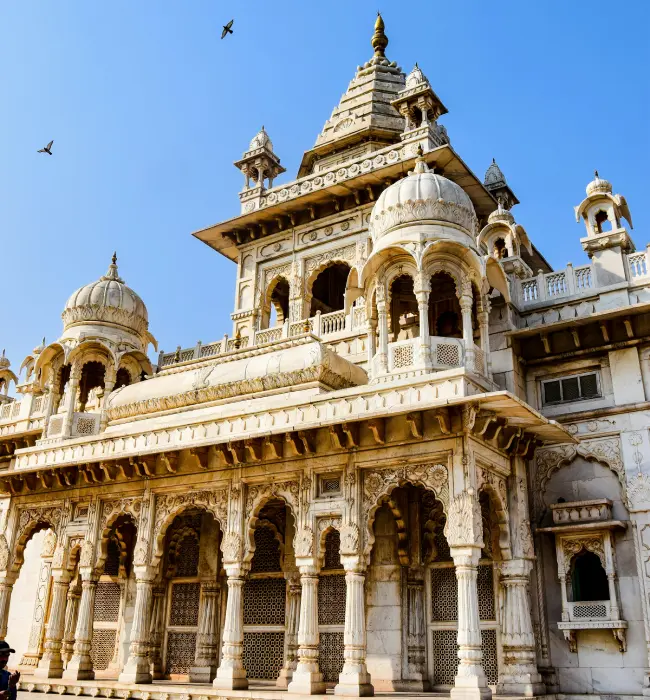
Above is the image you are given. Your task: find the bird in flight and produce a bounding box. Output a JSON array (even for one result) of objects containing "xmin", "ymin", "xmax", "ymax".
[
  {"xmin": 37, "ymin": 140, "xmax": 54, "ymax": 155},
  {"xmin": 221, "ymin": 19, "xmax": 234, "ymax": 39}
]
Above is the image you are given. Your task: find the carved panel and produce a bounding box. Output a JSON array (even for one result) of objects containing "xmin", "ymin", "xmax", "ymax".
[
  {"xmin": 318, "ymin": 632, "xmax": 344, "ymax": 683},
  {"xmin": 242, "ymin": 632, "xmax": 284, "ymax": 680}
]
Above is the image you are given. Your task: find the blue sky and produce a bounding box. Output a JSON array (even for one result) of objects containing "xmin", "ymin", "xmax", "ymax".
[{"xmin": 1, "ymin": 1, "xmax": 648, "ymax": 385}]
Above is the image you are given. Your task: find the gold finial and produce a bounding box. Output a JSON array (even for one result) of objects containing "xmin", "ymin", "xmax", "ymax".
[
  {"xmin": 371, "ymin": 12, "xmax": 388, "ymax": 57},
  {"xmin": 112, "ymin": 251, "xmax": 117, "ymax": 265},
  {"xmin": 416, "ymin": 144, "xmax": 424, "ymax": 157},
  {"xmin": 594, "ymin": 169, "xmax": 599, "ymax": 179}
]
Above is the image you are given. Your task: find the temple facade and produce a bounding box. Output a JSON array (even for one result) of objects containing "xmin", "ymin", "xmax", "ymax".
[{"xmin": 1, "ymin": 15, "xmax": 649, "ymax": 700}]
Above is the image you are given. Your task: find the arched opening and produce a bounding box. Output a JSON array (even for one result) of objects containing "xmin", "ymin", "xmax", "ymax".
[
  {"xmin": 389, "ymin": 274, "xmax": 419, "ymax": 341},
  {"xmin": 55, "ymin": 364, "xmax": 71, "ymax": 413},
  {"xmin": 428, "ymin": 273, "xmax": 461, "ymax": 338},
  {"xmin": 262, "ymin": 277, "xmax": 290, "ymax": 330},
  {"xmin": 114, "ymin": 368, "xmax": 131, "ymax": 391},
  {"xmin": 78, "ymin": 361, "xmax": 106, "ymax": 412},
  {"xmin": 160, "ymin": 508, "xmax": 221, "ymax": 682},
  {"xmin": 493, "ymin": 238, "xmax": 507, "ymax": 260},
  {"xmin": 243, "ymin": 499, "xmax": 293, "ymax": 683},
  {"xmin": 594, "ymin": 210, "xmax": 612, "ymax": 234},
  {"xmin": 318, "ymin": 529, "xmax": 345, "ymax": 686},
  {"xmin": 571, "ymin": 551, "xmax": 609, "ymax": 602},
  {"xmin": 309, "ymin": 263, "xmax": 350, "ymax": 316},
  {"xmin": 93, "ymin": 514, "xmax": 137, "ymax": 678}
]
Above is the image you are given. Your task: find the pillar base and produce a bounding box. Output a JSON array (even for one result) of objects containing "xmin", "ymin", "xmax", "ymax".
[
  {"xmin": 62, "ymin": 660, "xmax": 95, "ymax": 681},
  {"xmin": 118, "ymin": 660, "xmax": 152, "ymax": 684},
  {"xmin": 189, "ymin": 665, "xmax": 218, "ymax": 684},
  {"xmin": 213, "ymin": 668, "xmax": 248, "ymax": 690},
  {"xmin": 33, "ymin": 658, "xmax": 64, "ymax": 679},
  {"xmin": 450, "ymin": 687, "xmax": 492, "ymax": 700},
  {"xmin": 335, "ymin": 675, "xmax": 374, "ymax": 697},
  {"xmin": 288, "ymin": 671, "xmax": 326, "ymax": 695},
  {"xmin": 496, "ymin": 679, "xmax": 545, "ymax": 697},
  {"xmin": 276, "ymin": 667, "xmax": 295, "ymax": 688}
]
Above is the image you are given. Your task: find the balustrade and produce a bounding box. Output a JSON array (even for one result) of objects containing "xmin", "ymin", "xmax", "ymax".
[{"xmin": 520, "ymin": 263, "xmax": 594, "ymax": 306}]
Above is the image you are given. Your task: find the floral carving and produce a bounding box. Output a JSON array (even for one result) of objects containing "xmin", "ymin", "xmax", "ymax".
[
  {"xmin": 294, "ymin": 527, "xmax": 314, "ymax": 558},
  {"xmin": 245, "ymin": 481, "xmax": 299, "ymax": 522},
  {"xmin": 340, "ymin": 523, "xmax": 360, "ymax": 555},
  {"xmin": 363, "ymin": 462, "xmax": 448, "ymax": 514},
  {"xmin": 154, "ymin": 490, "xmax": 228, "ymax": 535},
  {"xmin": 41, "ymin": 530, "xmax": 57, "ymax": 558},
  {"xmin": 99, "ymin": 498, "xmax": 142, "ymax": 535},
  {"xmin": 444, "ymin": 490, "xmax": 483, "ymax": 548},
  {"xmin": 627, "ymin": 473, "xmax": 650, "ymax": 511},
  {"xmin": 221, "ymin": 532, "xmax": 241, "ymax": 563},
  {"xmin": 79, "ymin": 540, "xmax": 94, "ymax": 568},
  {"xmin": 0, "ymin": 535, "xmax": 9, "ymax": 571},
  {"xmin": 561, "ymin": 537, "xmax": 605, "ymax": 571}
]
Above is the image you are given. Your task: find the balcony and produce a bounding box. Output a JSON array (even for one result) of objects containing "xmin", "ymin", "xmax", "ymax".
[{"xmin": 551, "ymin": 498, "xmax": 612, "ymax": 525}]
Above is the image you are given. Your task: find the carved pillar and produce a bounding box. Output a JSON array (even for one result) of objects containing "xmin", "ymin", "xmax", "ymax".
[
  {"xmin": 34, "ymin": 569, "xmax": 72, "ymax": 678},
  {"xmin": 287, "ymin": 563, "xmax": 325, "ymax": 695},
  {"xmin": 366, "ymin": 319, "xmax": 377, "ymax": 370},
  {"xmin": 335, "ymin": 557, "xmax": 373, "ymax": 697},
  {"xmin": 190, "ymin": 582, "xmax": 221, "ymax": 683},
  {"xmin": 496, "ymin": 559, "xmax": 544, "ymax": 696},
  {"xmin": 459, "ymin": 294, "xmax": 475, "ymax": 372},
  {"xmin": 148, "ymin": 585, "xmax": 166, "ymax": 680},
  {"xmin": 477, "ymin": 309, "xmax": 490, "ymax": 376},
  {"xmin": 20, "ymin": 551, "xmax": 53, "ymax": 671},
  {"xmin": 277, "ymin": 573, "xmax": 301, "ymax": 688},
  {"xmin": 62, "ymin": 363, "xmax": 82, "ymax": 437},
  {"xmin": 42, "ymin": 375, "xmax": 60, "ymax": 438},
  {"xmin": 0, "ymin": 579, "xmax": 15, "ymax": 642},
  {"xmin": 446, "ymin": 491, "xmax": 491, "ymax": 700},
  {"xmin": 214, "ymin": 564, "xmax": 248, "ymax": 690},
  {"xmin": 376, "ymin": 300, "xmax": 389, "ymax": 374},
  {"xmin": 118, "ymin": 567, "xmax": 155, "ymax": 683},
  {"xmin": 98, "ymin": 366, "xmax": 116, "ymax": 433},
  {"xmin": 406, "ymin": 574, "xmax": 427, "ymax": 687},
  {"xmin": 61, "ymin": 578, "xmax": 82, "ymax": 666},
  {"xmin": 62, "ymin": 572, "xmax": 97, "ymax": 680},
  {"xmin": 415, "ymin": 286, "xmax": 431, "ymax": 368}
]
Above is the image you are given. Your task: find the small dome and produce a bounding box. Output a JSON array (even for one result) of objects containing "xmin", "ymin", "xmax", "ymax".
[
  {"xmin": 33, "ymin": 337, "xmax": 46, "ymax": 355},
  {"xmin": 370, "ymin": 154, "xmax": 476, "ymax": 240},
  {"xmin": 586, "ymin": 170, "xmax": 612, "ymax": 196},
  {"xmin": 405, "ymin": 63, "xmax": 428, "ymax": 88},
  {"xmin": 488, "ymin": 203, "xmax": 515, "ymax": 225},
  {"xmin": 484, "ymin": 159, "xmax": 507, "ymax": 189},
  {"xmin": 62, "ymin": 254, "xmax": 149, "ymax": 337},
  {"xmin": 248, "ymin": 126, "xmax": 273, "ymax": 152},
  {"xmin": 0, "ymin": 351, "xmax": 9, "ymax": 370}
]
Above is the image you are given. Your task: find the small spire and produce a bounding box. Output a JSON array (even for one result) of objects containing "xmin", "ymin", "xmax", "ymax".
[
  {"xmin": 594, "ymin": 169, "xmax": 599, "ymax": 179},
  {"xmin": 103, "ymin": 251, "xmax": 124, "ymax": 283},
  {"xmin": 413, "ymin": 144, "xmax": 429, "ymax": 174},
  {"xmin": 112, "ymin": 251, "xmax": 117, "ymax": 265},
  {"xmin": 371, "ymin": 12, "xmax": 388, "ymax": 57},
  {"xmin": 492, "ymin": 158, "xmax": 496, "ymax": 164}
]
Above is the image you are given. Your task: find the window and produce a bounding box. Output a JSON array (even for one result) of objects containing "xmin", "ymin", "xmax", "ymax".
[
  {"xmin": 542, "ymin": 372, "xmax": 600, "ymax": 405},
  {"xmin": 318, "ymin": 473, "xmax": 342, "ymax": 497},
  {"xmin": 571, "ymin": 551, "xmax": 609, "ymax": 602}
]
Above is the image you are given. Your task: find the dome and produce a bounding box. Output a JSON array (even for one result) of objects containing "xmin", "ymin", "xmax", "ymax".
[
  {"xmin": 484, "ymin": 159, "xmax": 507, "ymax": 189},
  {"xmin": 369, "ymin": 153, "xmax": 477, "ymax": 240},
  {"xmin": 405, "ymin": 63, "xmax": 428, "ymax": 89},
  {"xmin": 586, "ymin": 170, "xmax": 612, "ymax": 196},
  {"xmin": 62, "ymin": 254, "xmax": 149, "ymax": 337},
  {"xmin": 248, "ymin": 126, "xmax": 273, "ymax": 152}
]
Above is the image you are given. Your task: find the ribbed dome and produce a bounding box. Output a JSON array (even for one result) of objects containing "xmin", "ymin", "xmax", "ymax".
[
  {"xmin": 586, "ymin": 170, "xmax": 612, "ymax": 196},
  {"xmin": 62, "ymin": 254, "xmax": 148, "ymax": 337},
  {"xmin": 484, "ymin": 159, "xmax": 506, "ymax": 189},
  {"xmin": 248, "ymin": 126, "xmax": 273, "ymax": 152},
  {"xmin": 487, "ymin": 204, "xmax": 515, "ymax": 225},
  {"xmin": 369, "ymin": 155, "xmax": 476, "ymax": 240}
]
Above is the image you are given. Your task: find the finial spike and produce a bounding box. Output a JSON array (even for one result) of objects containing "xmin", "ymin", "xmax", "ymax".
[
  {"xmin": 112, "ymin": 251, "xmax": 117, "ymax": 265},
  {"xmin": 594, "ymin": 169, "xmax": 599, "ymax": 178},
  {"xmin": 371, "ymin": 12, "xmax": 388, "ymax": 57},
  {"xmin": 492, "ymin": 157, "xmax": 496, "ymax": 164}
]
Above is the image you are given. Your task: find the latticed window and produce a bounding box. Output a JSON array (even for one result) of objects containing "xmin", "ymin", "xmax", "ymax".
[
  {"xmin": 323, "ymin": 529, "xmax": 342, "ymax": 570},
  {"xmin": 169, "ymin": 582, "xmax": 201, "ymax": 626},
  {"xmin": 104, "ymin": 539, "xmax": 120, "ymax": 576},
  {"xmin": 244, "ymin": 578, "xmax": 286, "ymax": 625},
  {"xmin": 243, "ymin": 632, "xmax": 285, "ymax": 680},
  {"xmin": 319, "ymin": 632, "xmax": 345, "ymax": 682},
  {"xmin": 250, "ymin": 526, "xmax": 282, "ymax": 573},
  {"xmin": 175, "ymin": 534, "xmax": 200, "ymax": 577}
]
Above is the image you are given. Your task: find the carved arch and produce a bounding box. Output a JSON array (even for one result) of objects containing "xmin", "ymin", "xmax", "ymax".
[
  {"xmin": 244, "ymin": 483, "xmax": 298, "ymax": 560},
  {"xmin": 477, "ymin": 482, "xmax": 512, "ymax": 561},
  {"xmin": 11, "ymin": 518, "xmax": 57, "ymax": 573},
  {"xmin": 304, "ymin": 257, "xmax": 353, "ymax": 300},
  {"xmin": 96, "ymin": 510, "xmax": 138, "ymax": 573}
]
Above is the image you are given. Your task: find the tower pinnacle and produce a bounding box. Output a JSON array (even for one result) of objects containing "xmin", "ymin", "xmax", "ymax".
[{"xmin": 371, "ymin": 12, "xmax": 388, "ymax": 57}]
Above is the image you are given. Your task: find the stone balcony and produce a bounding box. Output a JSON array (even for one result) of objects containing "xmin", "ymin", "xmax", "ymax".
[{"xmin": 550, "ymin": 498, "xmax": 612, "ymax": 525}]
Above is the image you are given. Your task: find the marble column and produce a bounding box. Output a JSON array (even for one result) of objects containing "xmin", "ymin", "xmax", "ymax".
[
  {"xmin": 376, "ymin": 300, "xmax": 389, "ymax": 374},
  {"xmin": 34, "ymin": 570, "xmax": 72, "ymax": 678},
  {"xmin": 496, "ymin": 560, "xmax": 544, "ymax": 696},
  {"xmin": 118, "ymin": 569, "xmax": 154, "ymax": 683},
  {"xmin": 406, "ymin": 575, "xmax": 428, "ymax": 688},
  {"xmin": 459, "ymin": 294, "xmax": 475, "ymax": 372},
  {"xmin": 62, "ymin": 364, "xmax": 82, "ymax": 437},
  {"xmin": 366, "ymin": 319, "xmax": 377, "ymax": 368},
  {"xmin": 277, "ymin": 574, "xmax": 301, "ymax": 688},
  {"xmin": 450, "ymin": 547, "xmax": 491, "ymax": 700},
  {"xmin": 288, "ymin": 564, "xmax": 325, "ymax": 695},
  {"xmin": 148, "ymin": 585, "xmax": 166, "ymax": 680},
  {"xmin": 477, "ymin": 310, "xmax": 490, "ymax": 376},
  {"xmin": 190, "ymin": 582, "xmax": 221, "ymax": 683},
  {"xmin": 213, "ymin": 566, "xmax": 248, "ymax": 690},
  {"xmin": 335, "ymin": 559, "xmax": 373, "ymax": 697},
  {"xmin": 61, "ymin": 578, "xmax": 82, "ymax": 666},
  {"xmin": 415, "ymin": 289, "xmax": 431, "ymax": 368},
  {"xmin": 63, "ymin": 572, "xmax": 97, "ymax": 680},
  {"xmin": 0, "ymin": 579, "xmax": 15, "ymax": 642},
  {"xmin": 20, "ymin": 555, "xmax": 53, "ymax": 672},
  {"xmin": 98, "ymin": 367, "xmax": 116, "ymax": 433}
]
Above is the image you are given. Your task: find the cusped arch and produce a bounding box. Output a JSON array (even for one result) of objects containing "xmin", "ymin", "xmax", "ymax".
[
  {"xmin": 244, "ymin": 488, "xmax": 298, "ymax": 560},
  {"xmin": 67, "ymin": 340, "xmax": 117, "ymax": 370},
  {"xmin": 96, "ymin": 510, "xmax": 138, "ymax": 572},
  {"xmin": 360, "ymin": 245, "xmax": 418, "ymax": 290},
  {"xmin": 11, "ymin": 518, "xmax": 57, "ymax": 573},
  {"xmin": 305, "ymin": 258, "xmax": 352, "ymax": 299},
  {"xmin": 477, "ymin": 482, "xmax": 512, "ymax": 561}
]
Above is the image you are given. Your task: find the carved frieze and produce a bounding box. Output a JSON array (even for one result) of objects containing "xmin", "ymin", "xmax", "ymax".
[
  {"xmin": 444, "ymin": 490, "xmax": 483, "ymax": 548},
  {"xmin": 244, "ymin": 480, "xmax": 300, "ymax": 523}
]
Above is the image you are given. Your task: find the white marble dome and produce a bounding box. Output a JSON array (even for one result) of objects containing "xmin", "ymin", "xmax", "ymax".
[
  {"xmin": 248, "ymin": 126, "xmax": 273, "ymax": 152},
  {"xmin": 487, "ymin": 204, "xmax": 515, "ymax": 226},
  {"xmin": 62, "ymin": 255, "xmax": 149, "ymax": 337},
  {"xmin": 586, "ymin": 171, "xmax": 613, "ymax": 196},
  {"xmin": 369, "ymin": 156, "xmax": 477, "ymax": 240}
]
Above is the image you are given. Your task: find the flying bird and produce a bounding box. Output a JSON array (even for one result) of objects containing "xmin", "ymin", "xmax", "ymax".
[
  {"xmin": 221, "ymin": 19, "xmax": 234, "ymax": 39},
  {"xmin": 37, "ymin": 140, "xmax": 54, "ymax": 155}
]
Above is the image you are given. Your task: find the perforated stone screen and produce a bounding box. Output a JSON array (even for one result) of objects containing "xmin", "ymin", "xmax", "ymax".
[
  {"xmin": 318, "ymin": 574, "xmax": 346, "ymax": 625},
  {"xmin": 431, "ymin": 567, "xmax": 458, "ymax": 621},
  {"xmin": 319, "ymin": 631, "xmax": 344, "ymax": 683},
  {"xmin": 244, "ymin": 577, "xmax": 286, "ymax": 625},
  {"xmin": 481, "ymin": 629, "xmax": 498, "ymax": 684},
  {"xmin": 431, "ymin": 629, "xmax": 457, "ymax": 685},
  {"xmin": 90, "ymin": 629, "xmax": 116, "ymax": 671},
  {"xmin": 169, "ymin": 582, "xmax": 200, "ymax": 627},
  {"xmin": 103, "ymin": 540, "xmax": 120, "ymax": 576},
  {"xmin": 94, "ymin": 582, "xmax": 121, "ymax": 622},
  {"xmin": 165, "ymin": 631, "xmax": 197, "ymax": 675},
  {"xmin": 243, "ymin": 632, "xmax": 284, "ymax": 680},
  {"xmin": 250, "ymin": 527, "xmax": 282, "ymax": 573},
  {"xmin": 478, "ymin": 565, "xmax": 495, "ymax": 620},
  {"xmin": 323, "ymin": 530, "xmax": 342, "ymax": 570},
  {"xmin": 175, "ymin": 534, "xmax": 200, "ymax": 577}
]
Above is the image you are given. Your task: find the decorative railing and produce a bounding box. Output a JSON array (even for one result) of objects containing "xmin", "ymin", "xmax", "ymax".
[
  {"xmin": 318, "ymin": 309, "xmax": 346, "ymax": 335},
  {"xmin": 387, "ymin": 336, "xmax": 466, "ymax": 373},
  {"xmin": 628, "ymin": 250, "xmax": 650, "ymax": 280},
  {"xmin": 519, "ymin": 263, "xmax": 593, "ymax": 306},
  {"xmin": 0, "ymin": 403, "xmax": 12, "ymax": 420},
  {"xmin": 551, "ymin": 498, "xmax": 612, "ymax": 524},
  {"xmin": 566, "ymin": 600, "xmax": 611, "ymax": 622}
]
